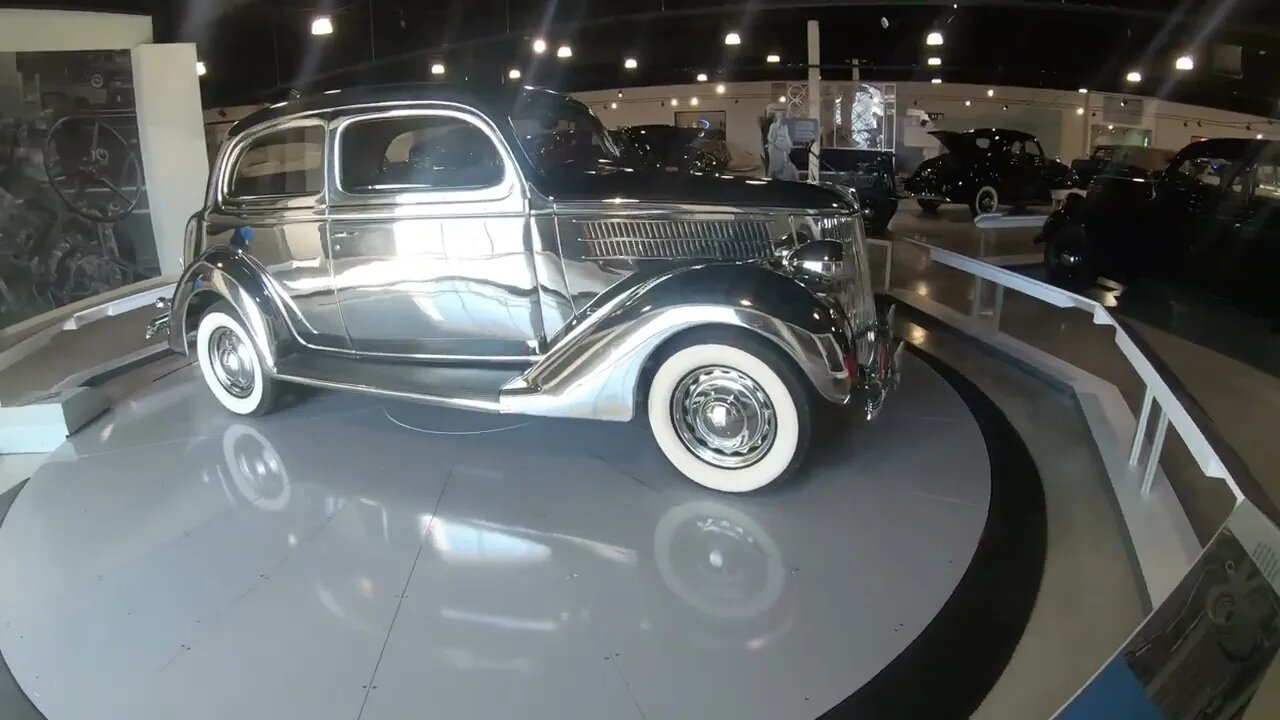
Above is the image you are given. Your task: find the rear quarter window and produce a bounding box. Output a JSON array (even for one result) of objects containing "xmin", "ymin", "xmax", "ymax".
[{"xmin": 228, "ymin": 125, "xmax": 325, "ymax": 199}]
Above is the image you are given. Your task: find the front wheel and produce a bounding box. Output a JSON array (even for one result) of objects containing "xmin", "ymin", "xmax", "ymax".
[
  {"xmin": 1043, "ymin": 223, "xmax": 1097, "ymax": 289},
  {"xmin": 970, "ymin": 184, "xmax": 1000, "ymax": 216},
  {"xmin": 646, "ymin": 330, "xmax": 812, "ymax": 493},
  {"xmin": 196, "ymin": 301, "xmax": 280, "ymax": 416}
]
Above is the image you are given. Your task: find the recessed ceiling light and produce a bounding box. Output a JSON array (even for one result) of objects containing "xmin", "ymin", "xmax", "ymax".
[
  {"xmin": 1257, "ymin": 133, "xmax": 1264, "ymax": 139},
  {"xmin": 987, "ymin": 88, "xmax": 995, "ymax": 97},
  {"xmin": 716, "ymin": 83, "xmax": 726, "ymax": 94},
  {"xmin": 725, "ymin": 32, "xmax": 741, "ymax": 45},
  {"xmin": 1002, "ymin": 104, "xmax": 1009, "ymax": 110},
  {"xmin": 931, "ymin": 78, "xmax": 942, "ymax": 84},
  {"xmin": 926, "ymin": 31, "xmax": 944, "ymax": 46},
  {"xmin": 557, "ymin": 45, "xmax": 573, "ymax": 58},
  {"xmin": 532, "ymin": 38, "xmax": 547, "ymax": 54},
  {"xmin": 430, "ymin": 63, "xmax": 445, "ymax": 75},
  {"xmin": 1126, "ymin": 70, "xmax": 1142, "ymax": 82},
  {"xmin": 311, "ymin": 16, "xmax": 333, "ymax": 35},
  {"xmin": 1175, "ymin": 55, "xmax": 1194, "ymax": 71},
  {"xmin": 690, "ymin": 97, "xmax": 699, "ymax": 106},
  {"xmin": 696, "ymin": 72, "xmax": 708, "ymax": 82},
  {"xmin": 927, "ymin": 57, "xmax": 942, "ymax": 66},
  {"xmin": 195, "ymin": 61, "xmax": 207, "ymax": 76},
  {"xmin": 766, "ymin": 53, "xmax": 781, "ymax": 63},
  {"xmin": 624, "ymin": 57, "xmax": 638, "ymax": 69},
  {"xmin": 508, "ymin": 68, "xmax": 521, "ymax": 80},
  {"xmin": 1076, "ymin": 107, "xmax": 1085, "ymax": 115}
]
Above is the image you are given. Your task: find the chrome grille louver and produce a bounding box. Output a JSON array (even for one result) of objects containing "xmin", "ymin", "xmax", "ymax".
[
  {"xmin": 808, "ymin": 214, "xmax": 878, "ymax": 339},
  {"xmin": 576, "ymin": 219, "xmax": 775, "ymax": 260}
]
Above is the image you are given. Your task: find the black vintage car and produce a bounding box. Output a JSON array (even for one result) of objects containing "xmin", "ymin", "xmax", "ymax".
[
  {"xmin": 1068, "ymin": 144, "xmax": 1176, "ymax": 189},
  {"xmin": 814, "ymin": 148, "xmax": 899, "ymax": 236},
  {"xmin": 611, "ymin": 124, "xmax": 729, "ymax": 173},
  {"xmin": 1038, "ymin": 138, "xmax": 1280, "ymax": 317},
  {"xmin": 905, "ymin": 128, "xmax": 1071, "ymax": 216}
]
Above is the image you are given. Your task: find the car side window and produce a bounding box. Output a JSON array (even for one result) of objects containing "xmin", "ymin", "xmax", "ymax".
[
  {"xmin": 228, "ymin": 125, "xmax": 325, "ymax": 199},
  {"xmin": 1029, "ymin": 140, "xmax": 1045, "ymax": 158},
  {"xmin": 1251, "ymin": 163, "xmax": 1280, "ymax": 202},
  {"xmin": 973, "ymin": 137, "xmax": 991, "ymax": 150},
  {"xmin": 339, "ymin": 114, "xmax": 504, "ymax": 193},
  {"xmin": 1172, "ymin": 154, "xmax": 1234, "ymax": 189}
]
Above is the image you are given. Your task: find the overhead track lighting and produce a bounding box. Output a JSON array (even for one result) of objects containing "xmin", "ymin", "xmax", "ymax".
[
  {"xmin": 926, "ymin": 31, "xmax": 944, "ymax": 46},
  {"xmin": 927, "ymin": 57, "xmax": 942, "ymax": 66},
  {"xmin": 430, "ymin": 63, "xmax": 445, "ymax": 75},
  {"xmin": 987, "ymin": 88, "xmax": 995, "ymax": 97},
  {"xmin": 1077, "ymin": 107, "xmax": 1085, "ymax": 115},
  {"xmin": 725, "ymin": 32, "xmax": 741, "ymax": 45},
  {"xmin": 716, "ymin": 83, "xmax": 726, "ymax": 94},
  {"xmin": 671, "ymin": 98, "xmax": 679, "ymax": 106},
  {"xmin": 557, "ymin": 45, "xmax": 572, "ymax": 58},
  {"xmin": 690, "ymin": 97, "xmax": 699, "ymax": 106},
  {"xmin": 766, "ymin": 53, "xmax": 781, "ymax": 63},
  {"xmin": 1126, "ymin": 70, "xmax": 1142, "ymax": 82},
  {"xmin": 611, "ymin": 102, "xmax": 618, "ymax": 109},
  {"xmin": 964, "ymin": 100, "xmax": 971, "ymax": 106},
  {"xmin": 1175, "ymin": 55, "xmax": 1194, "ymax": 71},
  {"xmin": 624, "ymin": 57, "xmax": 638, "ymax": 69},
  {"xmin": 508, "ymin": 68, "xmax": 522, "ymax": 80},
  {"xmin": 696, "ymin": 72, "xmax": 708, "ymax": 82},
  {"xmin": 311, "ymin": 16, "xmax": 333, "ymax": 35},
  {"xmin": 195, "ymin": 61, "xmax": 207, "ymax": 76},
  {"xmin": 532, "ymin": 38, "xmax": 547, "ymax": 54}
]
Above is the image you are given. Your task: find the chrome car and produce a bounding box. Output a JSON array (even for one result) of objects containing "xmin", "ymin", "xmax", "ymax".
[{"xmin": 149, "ymin": 85, "xmax": 901, "ymax": 493}]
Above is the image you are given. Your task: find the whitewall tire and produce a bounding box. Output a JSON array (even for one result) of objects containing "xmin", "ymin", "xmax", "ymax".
[
  {"xmin": 971, "ymin": 185, "xmax": 1000, "ymax": 216},
  {"xmin": 647, "ymin": 332, "xmax": 812, "ymax": 493},
  {"xmin": 196, "ymin": 302, "xmax": 279, "ymax": 416}
]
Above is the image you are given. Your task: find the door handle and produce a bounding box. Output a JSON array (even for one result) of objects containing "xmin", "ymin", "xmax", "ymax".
[{"xmin": 332, "ymin": 231, "xmax": 354, "ymax": 239}]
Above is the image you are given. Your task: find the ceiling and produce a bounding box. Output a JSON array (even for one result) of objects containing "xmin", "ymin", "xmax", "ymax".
[{"xmin": 34, "ymin": 0, "xmax": 1280, "ymax": 116}]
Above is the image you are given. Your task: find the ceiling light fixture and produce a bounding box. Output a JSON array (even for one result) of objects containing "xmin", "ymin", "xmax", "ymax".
[
  {"xmin": 508, "ymin": 68, "xmax": 521, "ymax": 80},
  {"xmin": 532, "ymin": 38, "xmax": 547, "ymax": 54},
  {"xmin": 616, "ymin": 90, "xmax": 623, "ymax": 97},
  {"xmin": 611, "ymin": 102, "xmax": 618, "ymax": 110},
  {"xmin": 690, "ymin": 97, "xmax": 699, "ymax": 106},
  {"xmin": 766, "ymin": 53, "xmax": 781, "ymax": 63},
  {"xmin": 927, "ymin": 57, "xmax": 942, "ymax": 66},
  {"xmin": 1257, "ymin": 133, "xmax": 1264, "ymax": 140},
  {"xmin": 1077, "ymin": 107, "xmax": 1085, "ymax": 115},
  {"xmin": 1078, "ymin": 88, "xmax": 1088, "ymax": 93},
  {"xmin": 716, "ymin": 83, "xmax": 726, "ymax": 94},
  {"xmin": 987, "ymin": 88, "xmax": 995, "ymax": 97},
  {"xmin": 696, "ymin": 72, "xmax": 708, "ymax": 82},
  {"xmin": 1108, "ymin": 124, "xmax": 1115, "ymax": 130},
  {"xmin": 430, "ymin": 62, "xmax": 445, "ymax": 75},
  {"xmin": 778, "ymin": 95, "xmax": 786, "ymax": 103},
  {"xmin": 311, "ymin": 16, "xmax": 333, "ymax": 35},
  {"xmin": 725, "ymin": 32, "xmax": 741, "ymax": 45},
  {"xmin": 964, "ymin": 100, "xmax": 971, "ymax": 106},
  {"xmin": 931, "ymin": 78, "xmax": 942, "ymax": 84},
  {"xmin": 195, "ymin": 61, "xmax": 207, "ymax": 76},
  {"xmin": 1126, "ymin": 70, "xmax": 1142, "ymax": 83},
  {"xmin": 671, "ymin": 98, "xmax": 679, "ymax": 106},
  {"xmin": 557, "ymin": 45, "xmax": 572, "ymax": 58},
  {"xmin": 1175, "ymin": 55, "xmax": 1194, "ymax": 71},
  {"xmin": 926, "ymin": 31, "xmax": 944, "ymax": 46},
  {"xmin": 1002, "ymin": 104, "xmax": 1009, "ymax": 110},
  {"xmin": 624, "ymin": 57, "xmax": 638, "ymax": 69}
]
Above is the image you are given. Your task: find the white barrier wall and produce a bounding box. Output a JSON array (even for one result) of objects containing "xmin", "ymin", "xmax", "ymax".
[{"xmin": 0, "ymin": 9, "xmax": 152, "ymax": 50}]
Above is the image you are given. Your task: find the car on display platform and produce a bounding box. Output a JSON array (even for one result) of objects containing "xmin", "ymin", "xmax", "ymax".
[
  {"xmin": 610, "ymin": 124, "xmax": 730, "ymax": 173},
  {"xmin": 904, "ymin": 128, "xmax": 1072, "ymax": 216},
  {"xmin": 1037, "ymin": 138, "xmax": 1280, "ymax": 317},
  {"xmin": 1067, "ymin": 144, "xmax": 1177, "ymax": 189},
  {"xmin": 147, "ymin": 84, "xmax": 902, "ymax": 494},
  {"xmin": 813, "ymin": 147, "xmax": 899, "ymax": 236}
]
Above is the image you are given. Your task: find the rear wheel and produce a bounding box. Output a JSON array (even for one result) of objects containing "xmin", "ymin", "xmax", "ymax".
[
  {"xmin": 970, "ymin": 185, "xmax": 1000, "ymax": 216},
  {"xmin": 196, "ymin": 301, "xmax": 280, "ymax": 416},
  {"xmin": 646, "ymin": 329, "xmax": 813, "ymax": 493},
  {"xmin": 1043, "ymin": 223, "xmax": 1097, "ymax": 288}
]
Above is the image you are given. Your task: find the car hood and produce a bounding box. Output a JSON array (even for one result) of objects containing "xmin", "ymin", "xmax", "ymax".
[{"xmin": 535, "ymin": 167, "xmax": 851, "ymax": 211}]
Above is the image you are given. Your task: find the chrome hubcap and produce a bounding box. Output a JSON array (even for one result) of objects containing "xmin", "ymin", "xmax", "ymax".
[
  {"xmin": 672, "ymin": 366, "xmax": 775, "ymax": 469},
  {"xmin": 978, "ymin": 190, "xmax": 997, "ymax": 212},
  {"xmin": 1059, "ymin": 251, "xmax": 1082, "ymax": 268},
  {"xmin": 208, "ymin": 326, "xmax": 255, "ymax": 398}
]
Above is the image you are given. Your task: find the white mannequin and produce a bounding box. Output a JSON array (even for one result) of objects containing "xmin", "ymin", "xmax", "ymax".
[{"xmin": 766, "ymin": 112, "xmax": 797, "ymax": 180}]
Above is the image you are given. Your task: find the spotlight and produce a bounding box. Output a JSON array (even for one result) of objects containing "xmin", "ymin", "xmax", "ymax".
[
  {"xmin": 1002, "ymin": 104, "xmax": 1009, "ymax": 110},
  {"xmin": 1076, "ymin": 107, "xmax": 1085, "ymax": 115},
  {"xmin": 964, "ymin": 100, "xmax": 971, "ymax": 106},
  {"xmin": 766, "ymin": 53, "xmax": 781, "ymax": 63},
  {"xmin": 1108, "ymin": 124, "xmax": 1115, "ymax": 130},
  {"xmin": 987, "ymin": 88, "xmax": 995, "ymax": 97},
  {"xmin": 1175, "ymin": 55, "xmax": 1194, "ymax": 71},
  {"xmin": 508, "ymin": 68, "xmax": 521, "ymax": 80},
  {"xmin": 532, "ymin": 38, "xmax": 547, "ymax": 54},
  {"xmin": 1126, "ymin": 70, "xmax": 1142, "ymax": 83},
  {"xmin": 611, "ymin": 102, "xmax": 618, "ymax": 110},
  {"xmin": 1078, "ymin": 88, "xmax": 1088, "ymax": 93},
  {"xmin": 557, "ymin": 45, "xmax": 572, "ymax": 58},
  {"xmin": 671, "ymin": 98, "xmax": 679, "ymax": 106},
  {"xmin": 696, "ymin": 72, "xmax": 708, "ymax": 82},
  {"xmin": 926, "ymin": 31, "xmax": 944, "ymax": 46},
  {"xmin": 617, "ymin": 90, "xmax": 623, "ymax": 97},
  {"xmin": 778, "ymin": 95, "xmax": 786, "ymax": 102},
  {"xmin": 927, "ymin": 57, "xmax": 942, "ymax": 66},
  {"xmin": 725, "ymin": 32, "xmax": 741, "ymax": 45},
  {"xmin": 624, "ymin": 57, "xmax": 638, "ymax": 69},
  {"xmin": 880, "ymin": 17, "xmax": 889, "ymax": 30},
  {"xmin": 431, "ymin": 62, "xmax": 445, "ymax": 75},
  {"xmin": 690, "ymin": 97, "xmax": 699, "ymax": 106},
  {"xmin": 195, "ymin": 61, "xmax": 207, "ymax": 76},
  {"xmin": 716, "ymin": 83, "xmax": 726, "ymax": 94},
  {"xmin": 931, "ymin": 78, "xmax": 942, "ymax": 84},
  {"xmin": 1258, "ymin": 133, "xmax": 1264, "ymax": 140},
  {"xmin": 311, "ymin": 16, "xmax": 333, "ymax": 35}
]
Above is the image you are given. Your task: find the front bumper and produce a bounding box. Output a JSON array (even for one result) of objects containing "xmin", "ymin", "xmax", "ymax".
[{"xmin": 857, "ymin": 304, "xmax": 904, "ymax": 421}]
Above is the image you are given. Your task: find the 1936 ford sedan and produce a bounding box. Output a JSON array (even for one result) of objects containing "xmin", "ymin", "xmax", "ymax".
[{"xmin": 149, "ymin": 85, "xmax": 901, "ymax": 493}]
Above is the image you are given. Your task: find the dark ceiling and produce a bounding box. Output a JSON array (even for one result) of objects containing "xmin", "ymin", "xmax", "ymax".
[{"xmin": 26, "ymin": 0, "xmax": 1280, "ymax": 116}]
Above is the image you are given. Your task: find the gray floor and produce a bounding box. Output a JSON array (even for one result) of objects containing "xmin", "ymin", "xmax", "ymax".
[{"xmin": 0, "ymin": 353, "xmax": 992, "ymax": 720}]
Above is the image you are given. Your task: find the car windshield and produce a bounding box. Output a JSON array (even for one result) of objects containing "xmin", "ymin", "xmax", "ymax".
[{"xmin": 510, "ymin": 92, "xmax": 621, "ymax": 173}]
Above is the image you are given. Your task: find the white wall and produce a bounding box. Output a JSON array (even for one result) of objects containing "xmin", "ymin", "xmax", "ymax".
[
  {"xmin": 132, "ymin": 44, "xmax": 210, "ymax": 276},
  {"xmin": 0, "ymin": 9, "xmax": 152, "ymax": 51}
]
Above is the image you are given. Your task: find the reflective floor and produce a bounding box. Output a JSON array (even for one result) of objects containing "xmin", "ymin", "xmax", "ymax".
[{"xmin": 0, "ymin": 352, "xmax": 989, "ymax": 720}]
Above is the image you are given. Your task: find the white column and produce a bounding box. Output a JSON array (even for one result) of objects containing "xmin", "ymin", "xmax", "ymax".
[
  {"xmin": 1082, "ymin": 91, "xmax": 1091, "ymax": 157},
  {"xmin": 131, "ymin": 43, "xmax": 209, "ymax": 276},
  {"xmin": 807, "ymin": 19, "xmax": 821, "ymax": 183}
]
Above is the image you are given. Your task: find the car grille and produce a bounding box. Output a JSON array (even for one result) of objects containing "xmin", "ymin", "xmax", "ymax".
[
  {"xmin": 575, "ymin": 219, "xmax": 776, "ymax": 260},
  {"xmin": 809, "ymin": 214, "xmax": 878, "ymax": 340}
]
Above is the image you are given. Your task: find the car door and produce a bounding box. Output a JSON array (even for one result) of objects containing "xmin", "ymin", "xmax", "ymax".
[
  {"xmin": 210, "ymin": 119, "xmax": 347, "ymax": 349},
  {"xmin": 1214, "ymin": 151, "xmax": 1280, "ymax": 314},
  {"xmin": 326, "ymin": 106, "xmax": 540, "ymax": 358},
  {"xmin": 1147, "ymin": 149, "xmax": 1244, "ymax": 284},
  {"xmin": 1006, "ymin": 137, "xmax": 1043, "ymax": 202}
]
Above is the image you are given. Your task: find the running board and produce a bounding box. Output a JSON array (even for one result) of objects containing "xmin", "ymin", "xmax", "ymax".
[{"xmin": 274, "ymin": 352, "xmax": 524, "ymax": 412}]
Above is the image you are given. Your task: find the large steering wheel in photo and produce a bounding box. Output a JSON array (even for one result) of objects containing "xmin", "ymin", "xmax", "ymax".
[{"xmin": 43, "ymin": 113, "xmax": 143, "ymax": 223}]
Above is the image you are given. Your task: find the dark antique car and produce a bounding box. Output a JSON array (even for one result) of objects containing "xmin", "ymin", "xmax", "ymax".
[
  {"xmin": 611, "ymin": 124, "xmax": 729, "ymax": 173},
  {"xmin": 813, "ymin": 148, "xmax": 899, "ymax": 236},
  {"xmin": 1038, "ymin": 138, "xmax": 1280, "ymax": 317},
  {"xmin": 904, "ymin": 128, "xmax": 1071, "ymax": 216},
  {"xmin": 1068, "ymin": 144, "xmax": 1176, "ymax": 189},
  {"xmin": 147, "ymin": 85, "xmax": 901, "ymax": 494}
]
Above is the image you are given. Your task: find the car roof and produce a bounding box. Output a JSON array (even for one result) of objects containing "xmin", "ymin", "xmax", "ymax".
[
  {"xmin": 226, "ymin": 84, "xmax": 580, "ymax": 138},
  {"xmin": 1180, "ymin": 137, "xmax": 1279, "ymax": 158}
]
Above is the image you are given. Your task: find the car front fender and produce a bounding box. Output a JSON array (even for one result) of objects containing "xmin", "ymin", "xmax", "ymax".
[
  {"xmin": 167, "ymin": 246, "xmax": 297, "ymax": 372},
  {"xmin": 501, "ymin": 264, "xmax": 854, "ymax": 422}
]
